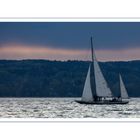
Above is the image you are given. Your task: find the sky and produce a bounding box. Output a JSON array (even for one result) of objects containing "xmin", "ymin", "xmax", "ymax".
[{"xmin": 0, "ymin": 22, "xmax": 140, "ymax": 61}]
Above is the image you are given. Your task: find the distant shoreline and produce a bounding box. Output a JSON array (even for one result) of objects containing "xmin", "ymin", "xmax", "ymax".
[
  {"xmin": 0, "ymin": 59, "xmax": 140, "ymax": 63},
  {"xmin": 0, "ymin": 60, "xmax": 140, "ymax": 97}
]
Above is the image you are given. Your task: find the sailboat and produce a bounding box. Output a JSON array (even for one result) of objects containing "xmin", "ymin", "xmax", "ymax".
[{"xmin": 76, "ymin": 37, "xmax": 129, "ymax": 104}]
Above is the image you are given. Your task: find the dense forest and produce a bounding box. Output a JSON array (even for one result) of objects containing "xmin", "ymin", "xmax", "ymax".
[{"xmin": 0, "ymin": 60, "xmax": 140, "ymax": 97}]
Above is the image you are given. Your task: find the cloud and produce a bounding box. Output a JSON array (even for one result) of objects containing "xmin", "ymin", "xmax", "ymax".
[
  {"xmin": 0, "ymin": 44, "xmax": 88, "ymax": 60},
  {"xmin": 95, "ymin": 48, "xmax": 140, "ymax": 61},
  {"xmin": 0, "ymin": 43, "xmax": 140, "ymax": 61}
]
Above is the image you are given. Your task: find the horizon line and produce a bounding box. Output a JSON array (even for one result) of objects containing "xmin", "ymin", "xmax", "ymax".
[{"xmin": 0, "ymin": 58, "xmax": 139, "ymax": 63}]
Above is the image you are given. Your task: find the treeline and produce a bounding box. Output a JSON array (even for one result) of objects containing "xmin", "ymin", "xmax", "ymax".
[{"xmin": 0, "ymin": 60, "xmax": 140, "ymax": 97}]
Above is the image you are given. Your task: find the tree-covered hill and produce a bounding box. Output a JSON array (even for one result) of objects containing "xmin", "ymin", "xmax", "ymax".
[{"xmin": 0, "ymin": 60, "xmax": 140, "ymax": 97}]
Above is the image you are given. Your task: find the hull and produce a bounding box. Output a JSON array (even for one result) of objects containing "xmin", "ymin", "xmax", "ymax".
[{"xmin": 75, "ymin": 100, "xmax": 129, "ymax": 105}]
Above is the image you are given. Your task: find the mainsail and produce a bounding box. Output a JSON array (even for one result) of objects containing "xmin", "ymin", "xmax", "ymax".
[
  {"xmin": 119, "ymin": 74, "xmax": 129, "ymax": 99},
  {"xmin": 91, "ymin": 37, "xmax": 112, "ymax": 98},
  {"xmin": 81, "ymin": 65, "xmax": 93, "ymax": 102},
  {"xmin": 93, "ymin": 56, "xmax": 112, "ymax": 97}
]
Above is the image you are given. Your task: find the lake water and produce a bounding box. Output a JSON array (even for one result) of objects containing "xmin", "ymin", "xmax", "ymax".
[{"xmin": 0, "ymin": 98, "xmax": 139, "ymax": 118}]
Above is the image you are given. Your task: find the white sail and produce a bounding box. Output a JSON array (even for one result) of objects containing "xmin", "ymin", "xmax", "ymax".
[
  {"xmin": 119, "ymin": 74, "xmax": 129, "ymax": 99},
  {"xmin": 93, "ymin": 54, "xmax": 112, "ymax": 97},
  {"xmin": 81, "ymin": 65, "xmax": 93, "ymax": 102}
]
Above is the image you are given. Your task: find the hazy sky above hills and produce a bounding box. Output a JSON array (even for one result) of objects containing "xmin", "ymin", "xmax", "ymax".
[{"xmin": 0, "ymin": 22, "xmax": 140, "ymax": 61}]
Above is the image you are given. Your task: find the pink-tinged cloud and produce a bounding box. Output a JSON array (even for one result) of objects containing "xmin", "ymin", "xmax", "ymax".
[
  {"xmin": 0, "ymin": 44, "xmax": 140, "ymax": 61},
  {"xmin": 0, "ymin": 44, "xmax": 88, "ymax": 61},
  {"xmin": 95, "ymin": 48, "xmax": 140, "ymax": 61}
]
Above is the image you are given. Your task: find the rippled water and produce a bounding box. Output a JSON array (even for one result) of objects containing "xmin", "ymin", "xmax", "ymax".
[{"xmin": 0, "ymin": 98, "xmax": 140, "ymax": 118}]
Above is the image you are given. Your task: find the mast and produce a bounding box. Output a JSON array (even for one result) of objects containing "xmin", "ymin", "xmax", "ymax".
[
  {"xmin": 91, "ymin": 37, "xmax": 94, "ymax": 62},
  {"xmin": 90, "ymin": 37, "xmax": 97, "ymax": 100},
  {"xmin": 81, "ymin": 37, "xmax": 95, "ymax": 102}
]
